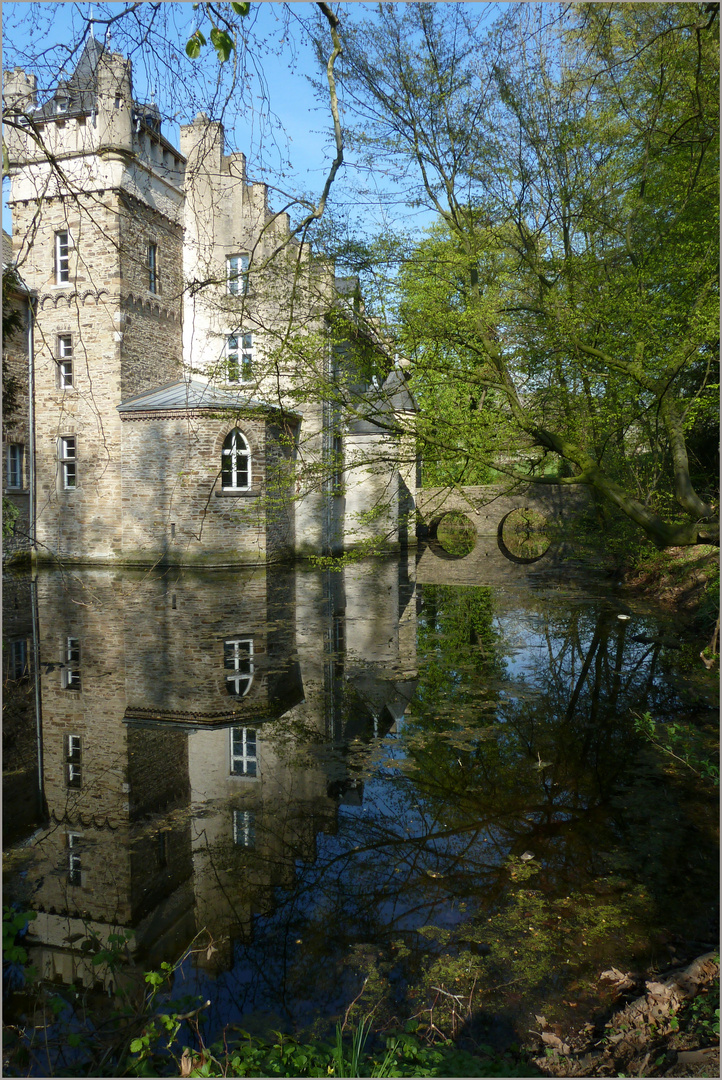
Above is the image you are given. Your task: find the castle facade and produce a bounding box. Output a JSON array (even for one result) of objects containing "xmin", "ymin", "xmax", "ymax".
[{"xmin": 3, "ymin": 37, "xmax": 416, "ymax": 566}]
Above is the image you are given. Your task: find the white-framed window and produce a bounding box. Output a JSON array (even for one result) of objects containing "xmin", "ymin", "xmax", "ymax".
[
  {"xmin": 65, "ymin": 734, "xmax": 82, "ymax": 789},
  {"xmin": 57, "ymin": 334, "xmax": 73, "ymax": 388},
  {"xmin": 225, "ymin": 332, "xmax": 253, "ymax": 383},
  {"xmin": 61, "ymin": 637, "xmax": 81, "ymax": 690},
  {"xmin": 58, "ymin": 436, "xmax": 76, "ymax": 490},
  {"xmin": 224, "ymin": 637, "xmax": 253, "ymax": 698},
  {"xmin": 6, "ymin": 443, "xmax": 24, "ymax": 489},
  {"xmin": 67, "ymin": 832, "xmax": 82, "ymax": 886},
  {"xmin": 232, "ymin": 809, "xmax": 256, "ymax": 848},
  {"xmin": 221, "ymin": 429, "xmax": 250, "ymax": 491},
  {"xmin": 227, "ymin": 253, "xmax": 249, "ymax": 296},
  {"xmin": 148, "ymin": 242, "xmax": 158, "ymax": 293},
  {"xmin": 8, "ymin": 639, "xmax": 28, "ymax": 680},
  {"xmin": 55, "ymin": 230, "xmax": 70, "ymax": 284},
  {"xmin": 230, "ymin": 727, "xmax": 257, "ymax": 777}
]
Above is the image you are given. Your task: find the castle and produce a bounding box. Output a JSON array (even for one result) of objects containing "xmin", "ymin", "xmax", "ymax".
[{"xmin": 2, "ymin": 36, "xmax": 416, "ymax": 566}]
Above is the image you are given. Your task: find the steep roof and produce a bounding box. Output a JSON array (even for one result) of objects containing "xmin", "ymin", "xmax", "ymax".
[
  {"xmin": 35, "ymin": 35, "xmax": 105, "ymax": 119},
  {"xmin": 117, "ymin": 378, "xmax": 300, "ymax": 418}
]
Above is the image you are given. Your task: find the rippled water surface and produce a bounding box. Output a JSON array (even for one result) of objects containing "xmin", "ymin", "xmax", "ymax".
[{"xmin": 3, "ymin": 549, "xmax": 718, "ymax": 1059}]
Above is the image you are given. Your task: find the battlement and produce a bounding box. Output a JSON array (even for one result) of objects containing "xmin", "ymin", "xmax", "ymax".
[{"xmin": 4, "ymin": 40, "xmax": 185, "ymax": 219}]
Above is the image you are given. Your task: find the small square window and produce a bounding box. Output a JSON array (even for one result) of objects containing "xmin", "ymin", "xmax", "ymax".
[
  {"xmin": 57, "ymin": 335, "xmax": 73, "ymax": 388},
  {"xmin": 58, "ymin": 436, "xmax": 76, "ymax": 490},
  {"xmin": 55, "ymin": 231, "xmax": 70, "ymax": 284},
  {"xmin": 7, "ymin": 444, "xmax": 24, "ymax": 489},
  {"xmin": 227, "ymin": 254, "xmax": 249, "ymax": 296}
]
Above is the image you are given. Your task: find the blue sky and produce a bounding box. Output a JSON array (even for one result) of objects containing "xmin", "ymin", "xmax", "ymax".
[{"xmin": 3, "ymin": 2, "xmax": 501, "ymax": 238}]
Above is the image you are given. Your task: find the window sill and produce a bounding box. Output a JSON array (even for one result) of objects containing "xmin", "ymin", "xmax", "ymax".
[
  {"xmin": 4, "ymin": 488, "xmax": 28, "ymax": 495},
  {"xmin": 215, "ymin": 490, "xmax": 259, "ymax": 498}
]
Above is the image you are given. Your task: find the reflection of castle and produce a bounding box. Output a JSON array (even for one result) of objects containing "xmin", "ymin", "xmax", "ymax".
[{"xmin": 6, "ymin": 555, "xmax": 416, "ymax": 991}]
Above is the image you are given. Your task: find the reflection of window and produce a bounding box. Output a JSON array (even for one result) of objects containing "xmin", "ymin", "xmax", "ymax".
[
  {"xmin": 230, "ymin": 728, "xmax": 257, "ymax": 776},
  {"xmin": 62, "ymin": 637, "xmax": 81, "ymax": 690},
  {"xmin": 225, "ymin": 332, "xmax": 253, "ymax": 383},
  {"xmin": 8, "ymin": 639, "xmax": 28, "ymax": 680},
  {"xmin": 227, "ymin": 253, "xmax": 249, "ymax": 295},
  {"xmin": 58, "ymin": 335, "xmax": 73, "ymax": 388},
  {"xmin": 55, "ymin": 231, "xmax": 70, "ymax": 283},
  {"xmin": 332, "ymin": 433, "xmax": 343, "ymax": 493},
  {"xmin": 59, "ymin": 436, "xmax": 76, "ymax": 490},
  {"xmin": 232, "ymin": 809, "xmax": 255, "ymax": 847},
  {"xmin": 67, "ymin": 833, "xmax": 82, "ymax": 885},
  {"xmin": 224, "ymin": 638, "xmax": 253, "ymax": 697},
  {"xmin": 221, "ymin": 429, "xmax": 250, "ymax": 491},
  {"xmin": 65, "ymin": 734, "xmax": 82, "ymax": 789},
  {"xmin": 147, "ymin": 243, "xmax": 158, "ymax": 293},
  {"xmin": 7, "ymin": 443, "xmax": 24, "ymax": 489}
]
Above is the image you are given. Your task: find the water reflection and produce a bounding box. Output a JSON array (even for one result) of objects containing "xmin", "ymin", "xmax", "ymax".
[{"xmin": 3, "ymin": 552, "xmax": 717, "ymax": 1046}]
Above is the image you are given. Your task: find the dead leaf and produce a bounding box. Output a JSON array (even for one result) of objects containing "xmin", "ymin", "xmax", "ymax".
[
  {"xmin": 541, "ymin": 1031, "xmax": 571, "ymax": 1054},
  {"xmin": 677, "ymin": 1047, "xmax": 719, "ymax": 1065}
]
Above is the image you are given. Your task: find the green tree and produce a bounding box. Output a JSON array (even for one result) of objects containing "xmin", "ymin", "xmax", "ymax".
[{"xmin": 336, "ymin": 1, "xmax": 719, "ymax": 547}]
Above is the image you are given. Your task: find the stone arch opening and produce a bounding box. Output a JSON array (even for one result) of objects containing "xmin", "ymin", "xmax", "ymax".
[
  {"xmin": 427, "ymin": 510, "xmax": 477, "ymax": 559},
  {"xmin": 497, "ymin": 507, "xmax": 551, "ymax": 564}
]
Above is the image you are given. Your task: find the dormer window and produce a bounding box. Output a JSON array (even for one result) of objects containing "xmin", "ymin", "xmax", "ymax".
[{"xmin": 56, "ymin": 96, "xmax": 69, "ymax": 114}]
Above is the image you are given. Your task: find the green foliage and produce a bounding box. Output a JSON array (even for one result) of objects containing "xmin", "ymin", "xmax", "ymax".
[
  {"xmin": 148, "ymin": 1024, "xmax": 536, "ymax": 1077},
  {"xmin": 632, "ymin": 711, "xmax": 719, "ymax": 785},
  {"xmin": 185, "ymin": 3, "xmax": 250, "ymax": 63},
  {"xmin": 3, "ymin": 496, "xmax": 20, "ymax": 539},
  {"xmin": 339, "ymin": 2, "xmax": 720, "ymax": 546},
  {"xmin": 3, "ymin": 906, "xmax": 37, "ymax": 967},
  {"xmin": 681, "ymin": 976, "xmax": 720, "ymax": 1042}
]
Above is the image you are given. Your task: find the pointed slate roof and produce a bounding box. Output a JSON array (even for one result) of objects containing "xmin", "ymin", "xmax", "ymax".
[
  {"xmin": 117, "ymin": 378, "xmax": 299, "ymax": 418},
  {"xmin": 35, "ymin": 35, "xmax": 105, "ymax": 119}
]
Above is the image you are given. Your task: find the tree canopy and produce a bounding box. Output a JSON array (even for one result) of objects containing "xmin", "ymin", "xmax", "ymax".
[{"xmin": 332, "ymin": 1, "xmax": 719, "ymax": 547}]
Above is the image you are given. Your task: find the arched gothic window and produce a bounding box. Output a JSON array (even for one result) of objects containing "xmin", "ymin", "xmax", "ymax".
[{"xmin": 221, "ymin": 429, "xmax": 250, "ymax": 491}]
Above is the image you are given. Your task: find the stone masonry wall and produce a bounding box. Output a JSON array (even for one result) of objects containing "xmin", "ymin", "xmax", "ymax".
[
  {"xmin": 2, "ymin": 285, "xmax": 31, "ymax": 556},
  {"xmin": 119, "ymin": 410, "xmax": 298, "ymax": 565}
]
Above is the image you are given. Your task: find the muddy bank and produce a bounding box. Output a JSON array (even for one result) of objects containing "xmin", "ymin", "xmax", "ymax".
[
  {"xmin": 529, "ymin": 952, "xmax": 719, "ymax": 1078},
  {"xmin": 619, "ymin": 546, "xmax": 719, "ymax": 617}
]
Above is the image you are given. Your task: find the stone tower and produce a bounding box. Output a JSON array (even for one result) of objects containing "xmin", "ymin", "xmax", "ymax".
[{"xmin": 4, "ymin": 38, "xmax": 185, "ymax": 560}]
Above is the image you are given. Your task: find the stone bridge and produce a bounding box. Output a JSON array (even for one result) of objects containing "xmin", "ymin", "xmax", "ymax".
[{"xmin": 413, "ymin": 483, "xmax": 592, "ymax": 586}]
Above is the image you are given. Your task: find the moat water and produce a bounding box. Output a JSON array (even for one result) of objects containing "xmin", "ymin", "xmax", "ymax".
[{"xmin": 2, "ymin": 546, "xmax": 718, "ymax": 1070}]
